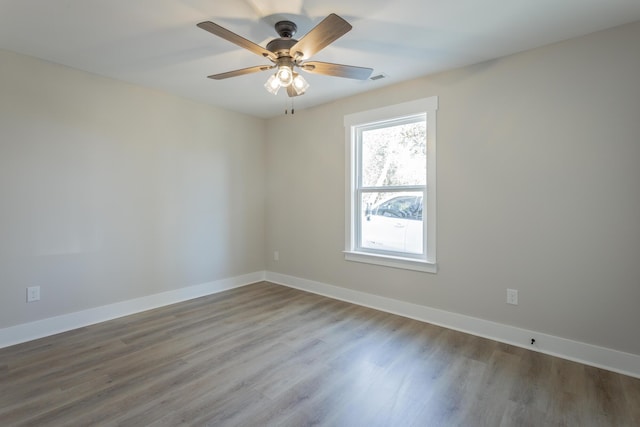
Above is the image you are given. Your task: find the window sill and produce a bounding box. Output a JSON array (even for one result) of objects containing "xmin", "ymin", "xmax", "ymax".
[{"xmin": 344, "ymin": 251, "xmax": 438, "ymax": 274}]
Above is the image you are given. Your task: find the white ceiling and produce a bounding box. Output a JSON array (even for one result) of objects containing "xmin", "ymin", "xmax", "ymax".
[{"xmin": 1, "ymin": 0, "xmax": 640, "ymax": 118}]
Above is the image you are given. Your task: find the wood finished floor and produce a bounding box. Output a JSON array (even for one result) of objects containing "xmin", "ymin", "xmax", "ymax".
[{"xmin": 1, "ymin": 282, "xmax": 639, "ymax": 426}]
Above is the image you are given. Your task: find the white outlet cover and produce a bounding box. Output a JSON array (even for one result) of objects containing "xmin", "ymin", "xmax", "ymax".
[
  {"xmin": 506, "ymin": 288, "xmax": 518, "ymax": 305},
  {"xmin": 27, "ymin": 286, "xmax": 40, "ymax": 302}
]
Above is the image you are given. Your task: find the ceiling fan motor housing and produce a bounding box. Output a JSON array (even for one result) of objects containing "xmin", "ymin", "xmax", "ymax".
[
  {"xmin": 266, "ymin": 38, "xmax": 298, "ymax": 57},
  {"xmin": 267, "ymin": 21, "xmax": 300, "ymax": 58}
]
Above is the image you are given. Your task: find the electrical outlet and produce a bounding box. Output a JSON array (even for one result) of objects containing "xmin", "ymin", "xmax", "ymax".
[
  {"xmin": 506, "ymin": 288, "xmax": 518, "ymax": 305},
  {"xmin": 273, "ymin": 251, "xmax": 279, "ymax": 261},
  {"xmin": 27, "ymin": 286, "xmax": 40, "ymax": 303}
]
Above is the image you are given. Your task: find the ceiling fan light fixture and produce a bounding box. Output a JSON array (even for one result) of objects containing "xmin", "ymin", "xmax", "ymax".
[
  {"xmin": 291, "ymin": 73, "xmax": 309, "ymax": 95},
  {"xmin": 275, "ymin": 64, "xmax": 294, "ymax": 87},
  {"xmin": 264, "ymin": 74, "xmax": 281, "ymax": 95}
]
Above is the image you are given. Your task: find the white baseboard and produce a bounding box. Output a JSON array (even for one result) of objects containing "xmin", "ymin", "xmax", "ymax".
[
  {"xmin": 0, "ymin": 271, "xmax": 266, "ymax": 349},
  {"xmin": 265, "ymin": 271, "xmax": 640, "ymax": 379},
  {"xmin": 3, "ymin": 269, "xmax": 638, "ymax": 379}
]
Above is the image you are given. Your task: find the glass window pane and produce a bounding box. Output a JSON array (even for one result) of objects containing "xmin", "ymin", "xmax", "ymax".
[
  {"xmin": 360, "ymin": 191, "xmax": 423, "ymax": 255},
  {"xmin": 361, "ymin": 121, "xmax": 426, "ymax": 187}
]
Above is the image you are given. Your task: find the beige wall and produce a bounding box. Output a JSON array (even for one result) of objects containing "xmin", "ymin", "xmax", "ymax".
[
  {"xmin": 1, "ymin": 21, "xmax": 639, "ymax": 359},
  {"xmin": 0, "ymin": 49, "xmax": 266, "ymax": 328},
  {"xmin": 265, "ymin": 22, "xmax": 640, "ymax": 356}
]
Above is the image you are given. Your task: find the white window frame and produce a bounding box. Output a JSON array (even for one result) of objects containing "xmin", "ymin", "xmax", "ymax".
[{"xmin": 344, "ymin": 96, "xmax": 438, "ymax": 273}]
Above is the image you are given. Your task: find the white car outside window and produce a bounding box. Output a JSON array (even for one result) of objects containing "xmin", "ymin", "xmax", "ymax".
[{"xmin": 361, "ymin": 195, "xmax": 423, "ymax": 254}]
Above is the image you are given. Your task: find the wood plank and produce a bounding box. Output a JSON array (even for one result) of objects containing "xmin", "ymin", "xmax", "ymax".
[{"xmin": 1, "ymin": 281, "xmax": 638, "ymax": 426}]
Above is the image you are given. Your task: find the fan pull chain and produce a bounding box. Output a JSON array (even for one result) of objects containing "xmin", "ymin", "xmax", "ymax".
[{"xmin": 284, "ymin": 97, "xmax": 295, "ymax": 115}]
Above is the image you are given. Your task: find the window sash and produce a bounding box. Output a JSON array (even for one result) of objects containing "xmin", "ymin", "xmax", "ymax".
[
  {"xmin": 353, "ymin": 115, "xmax": 428, "ymax": 259},
  {"xmin": 354, "ymin": 188, "xmax": 427, "ymax": 259}
]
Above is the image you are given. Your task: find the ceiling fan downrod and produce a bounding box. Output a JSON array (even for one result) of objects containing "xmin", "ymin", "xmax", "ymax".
[{"xmin": 274, "ymin": 21, "xmax": 297, "ymax": 38}]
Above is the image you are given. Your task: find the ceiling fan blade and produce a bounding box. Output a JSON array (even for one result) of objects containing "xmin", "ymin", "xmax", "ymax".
[
  {"xmin": 289, "ymin": 14, "xmax": 352, "ymax": 60},
  {"xmin": 197, "ymin": 21, "xmax": 277, "ymax": 61},
  {"xmin": 301, "ymin": 61, "xmax": 373, "ymax": 80},
  {"xmin": 208, "ymin": 65, "xmax": 273, "ymax": 80}
]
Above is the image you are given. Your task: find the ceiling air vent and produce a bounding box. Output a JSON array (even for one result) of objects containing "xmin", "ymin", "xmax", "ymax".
[{"xmin": 369, "ymin": 73, "xmax": 387, "ymax": 81}]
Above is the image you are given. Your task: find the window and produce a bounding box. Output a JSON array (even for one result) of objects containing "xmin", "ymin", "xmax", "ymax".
[{"xmin": 344, "ymin": 97, "xmax": 437, "ymax": 273}]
